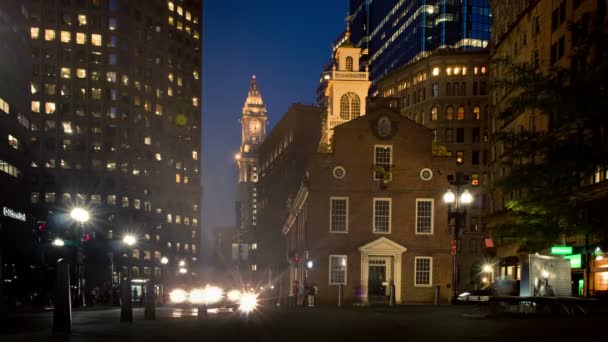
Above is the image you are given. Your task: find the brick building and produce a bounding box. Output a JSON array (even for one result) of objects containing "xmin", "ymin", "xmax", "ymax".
[
  {"xmin": 375, "ymin": 49, "xmax": 491, "ymax": 290},
  {"xmin": 282, "ymin": 107, "xmax": 456, "ymax": 305}
]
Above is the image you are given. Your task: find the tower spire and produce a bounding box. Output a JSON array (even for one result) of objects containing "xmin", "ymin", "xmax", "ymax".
[{"xmin": 244, "ymin": 74, "xmax": 265, "ymax": 110}]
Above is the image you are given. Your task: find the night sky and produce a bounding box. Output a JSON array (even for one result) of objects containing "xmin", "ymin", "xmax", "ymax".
[{"xmin": 202, "ymin": 1, "xmax": 348, "ymax": 232}]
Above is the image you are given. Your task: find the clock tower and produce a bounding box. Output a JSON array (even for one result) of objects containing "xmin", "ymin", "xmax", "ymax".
[
  {"xmin": 235, "ymin": 75, "xmax": 267, "ymax": 272},
  {"xmin": 320, "ymin": 25, "xmax": 371, "ymax": 149}
]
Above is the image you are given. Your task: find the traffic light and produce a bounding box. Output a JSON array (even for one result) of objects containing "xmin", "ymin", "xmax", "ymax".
[
  {"xmin": 84, "ymin": 233, "xmax": 91, "ymax": 242},
  {"xmin": 37, "ymin": 221, "xmax": 47, "ymax": 232},
  {"xmin": 293, "ymin": 255, "xmax": 300, "ymax": 263}
]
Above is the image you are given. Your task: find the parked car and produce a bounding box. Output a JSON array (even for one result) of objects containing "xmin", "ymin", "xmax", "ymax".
[{"xmin": 457, "ymin": 289, "xmax": 491, "ymax": 303}]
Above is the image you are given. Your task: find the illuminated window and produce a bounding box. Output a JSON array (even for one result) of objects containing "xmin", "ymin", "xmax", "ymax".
[
  {"xmin": 175, "ymin": 215, "xmax": 181, "ymax": 224},
  {"xmin": 144, "ymin": 137, "xmax": 151, "ymax": 145},
  {"xmin": 456, "ymin": 151, "xmax": 464, "ymax": 164},
  {"xmin": 251, "ymin": 264, "xmax": 257, "ymax": 271},
  {"xmin": 45, "ymin": 102, "xmax": 56, "ymax": 114},
  {"xmin": 106, "ymin": 71, "xmax": 116, "ymax": 83},
  {"xmin": 473, "ymin": 106, "xmax": 481, "ymax": 120},
  {"xmin": 134, "ymin": 199, "xmax": 141, "ymax": 210},
  {"xmin": 177, "ymin": 77, "xmax": 183, "ymax": 86},
  {"xmin": 155, "ymin": 104, "xmax": 163, "ymax": 115},
  {"xmin": 31, "ymin": 101, "xmax": 40, "ymax": 113},
  {"xmin": 176, "ymin": 174, "xmax": 181, "ymax": 183},
  {"xmin": 60, "ymin": 31, "xmax": 71, "ymax": 43},
  {"xmin": 155, "ymin": 153, "xmax": 162, "ymax": 161},
  {"xmin": 193, "ymin": 70, "xmax": 199, "ymax": 79},
  {"xmin": 31, "ymin": 27, "xmax": 39, "ymax": 39},
  {"xmin": 374, "ymin": 145, "xmax": 392, "ymax": 180},
  {"xmin": 176, "ymin": 21, "xmax": 183, "ymax": 30},
  {"xmin": 454, "ymin": 67, "xmax": 461, "ymax": 75},
  {"xmin": 168, "ymin": 73, "xmax": 174, "ymax": 82},
  {"xmin": 122, "ymin": 75, "xmax": 129, "ymax": 85},
  {"xmin": 78, "ymin": 14, "xmax": 87, "ymax": 26},
  {"xmin": 474, "ymin": 67, "xmax": 479, "ymax": 75},
  {"xmin": 193, "ymin": 30, "xmax": 199, "ymax": 40},
  {"xmin": 432, "ymin": 67, "xmax": 439, "ymax": 76},
  {"xmin": 446, "ymin": 67, "xmax": 452, "ymax": 76},
  {"xmin": 446, "ymin": 106, "xmax": 454, "ymax": 120},
  {"xmin": 167, "ymin": 214, "xmax": 172, "ymax": 223},
  {"xmin": 91, "ymin": 88, "xmax": 102, "ymax": 100},
  {"xmin": 108, "ymin": 18, "xmax": 117, "ymax": 30},
  {"xmin": 76, "ymin": 32, "xmax": 86, "ymax": 44},
  {"xmin": 192, "ymin": 97, "xmax": 199, "ymax": 107},
  {"xmin": 431, "ymin": 107, "xmax": 438, "ymax": 121},
  {"xmin": 177, "ymin": 6, "xmax": 183, "ymax": 15},
  {"xmin": 168, "ymin": 17, "xmax": 174, "ymax": 26},
  {"xmin": 45, "ymin": 29, "xmax": 56, "ymax": 41},
  {"xmin": 76, "ymin": 69, "xmax": 86, "ymax": 79},
  {"xmin": 481, "ymin": 66, "xmax": 487, "ymax": 74},
  {"xmin": 8, "ymin": 135, "xmax": 20, "ymax": 150},
  {"xmin": 457, "ymin": 106, "xmax": 465, "ymax": 120},
  {"xmin": 168, "ymin": 1, "xmax": 175, "ymax": 11},
  {"xmin": 167, "ymin": 87, "xmax": 173, "ymax": 96},
  {"xmin": 185, "ymin": 11, "xmax": 191, "ymax": 21},
  {"xmin": 61, "ymin": 67, "xmax": 71, "ymax": 79},
  {"xmin": 122, "ymin": 197, "xmax": 129, "ymax": 208},
  {"xmin": 192, "ymin": 151, "xmax": 198, "ymax": 160},
  {"xmin": 91, "ymin": 34, "xmax": 102, "ymax": 46}
]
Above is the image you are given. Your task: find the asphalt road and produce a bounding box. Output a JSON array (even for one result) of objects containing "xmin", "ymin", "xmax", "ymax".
[{"xmin": 1, "ymin": 305, "xmax": 603, "ymax": 342}]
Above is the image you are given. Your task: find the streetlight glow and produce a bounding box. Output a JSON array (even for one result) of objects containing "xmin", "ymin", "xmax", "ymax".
[
  {"xmin": 161, "ymin": 256, "xmax": 169, "ymax": 265},
  {"xmin": 179, "ymin": 260, "xmax": 186, "ymax": 267},
  {"xmin": 52, "ymin": 238, "xmax": 65, "ymax": 247},
  {"xmin": 123, "ymin": 234, "xmax": 136, "ymax": 246},
  {"xmin": 443, "ymin": 189, "xmax": 455, "ymax": 204},
  {"xmin": 460, "ymin": 189, "xmax": 473, "ymax": 204},
  {"xmin": 482, "ymin": 264, "xmax": 493, "ymax": 273},
  {"xmin": 70, "ymin": 207, "xmax": 90, "ymax": 223},
  {"xmin": 179, "ymin": 267, "xmax": 188, "ymax": 274}
]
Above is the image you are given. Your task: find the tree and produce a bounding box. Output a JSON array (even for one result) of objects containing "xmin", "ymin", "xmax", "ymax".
[{"xmin": 491, "ymin": 18, "xmax": 608, "ymax": 251}]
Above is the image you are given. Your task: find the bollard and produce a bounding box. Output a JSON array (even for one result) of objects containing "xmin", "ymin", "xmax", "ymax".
[
  {"xmin": 53, "ymin": 259, "xmax": 72, "ymax": 335},
  {"xmin": 434, "ymin": 285, "xmax": 441, "ymax": 306},
  {"xmin": 337, "ymin": 284, "xmax": 344, "ymax": 308},
  {"xmin": 144, "ymin": 282, "xmax": 156, "ymax": 320},
  {"xmin": 389, "ymin": 283, "xmax": 396, "ymax": 307},
  {"xmin": 198, "ymin": 304, "xmax": 207, "ymax": 318},
  {"xmin": 120, "ymin": 280, "xmax": 133, "ymax": 323}
]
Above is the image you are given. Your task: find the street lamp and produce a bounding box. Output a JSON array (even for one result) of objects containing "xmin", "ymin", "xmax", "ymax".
[
  {"xmin": 52, "ymin": 238, "xmax": 65, "ymax": 247},
  {"xmin": 159, "ymin": 256, "xmax": 169, "ymax": 304},
  {"xmin": 179, "ymin": 260, "xmax": 186, "ymax": 267},
  {"xmin": 121, "ymin": 234, "xmax": 137, "ymax": 323},
  {"xmin": 70, "ymin": 207, "xmax": 89, "ymax": 308},
  {"xmin": 443, "ymin": 173, "xmax": 474, "ymax": 302},
  {"xmin": 161, "ymin": 257, "xmax": 169, "ymax": 265}
]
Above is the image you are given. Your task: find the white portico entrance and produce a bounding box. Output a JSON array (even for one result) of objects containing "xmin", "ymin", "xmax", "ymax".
[{"xmin": 358, "ymin": 237, "xmax": 407, "ymax": 304}]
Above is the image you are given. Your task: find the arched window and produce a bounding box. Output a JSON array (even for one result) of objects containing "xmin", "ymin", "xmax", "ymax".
[
  {"xmin": 350, "ymin": 93, "xmax": 361, "ymax": 119},
  {"xmin": 446, "ymin": 106, "xmax": 454, "ymax": 120},
  {"xmin": 431, "ymin": 107, "xmax": 438, "ymax": 121},
  {"xmin": 345, "ymin": 56, "xmax": 353, "ymax": 71},
  {"xmin": 340, "ymin": 94, "xmax": 350, "ymax": 120},
  {"xmin": 457, "ymin": 106, "xmax": 465, "ymax": 120},
  {"xmin": 473, "ymin": 106, "xmax": 481, "ymax": 120}
]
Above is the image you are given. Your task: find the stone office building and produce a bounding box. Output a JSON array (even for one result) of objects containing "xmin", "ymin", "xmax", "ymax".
[{"xmin": 282, "ymin": 107, "xmax": 455, "ymax": 305}]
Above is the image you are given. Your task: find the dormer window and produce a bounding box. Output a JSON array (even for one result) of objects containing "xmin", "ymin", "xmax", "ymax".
[{"xmin": 345, "ymin": 56, "xmax": 353, "ymax": 71}]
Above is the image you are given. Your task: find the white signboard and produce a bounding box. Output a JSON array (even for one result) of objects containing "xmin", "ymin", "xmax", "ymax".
[
  {"xmin": 521, "ymin": 254, "xmax": 571, "ymax": 297},
  {"xmin": 2, "ymin": 206, "xmax": 26, "ymax": 222}
]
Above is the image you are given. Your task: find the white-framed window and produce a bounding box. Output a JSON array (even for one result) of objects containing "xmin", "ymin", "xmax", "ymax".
[
  {"xmin": 414, "ymin": 256, "xmax": 433, "ymax": 287},
  {"xmin": 373, "ymin": 198, "xmax": 391, "ymax": 233},
  {"xmin": 374, "ymin": 145, "xmax": 392, "ymax": 180},
  {"xmin": 330, "ymin": 197, "xmax": 348, "ymax": 233},
  {"xmin": 415, "ymin": 199, "xmax": 434, "ymax": 234},
  {"xmin": 329, "ymin": 255, "xmax": 347, "ymax": 285}
]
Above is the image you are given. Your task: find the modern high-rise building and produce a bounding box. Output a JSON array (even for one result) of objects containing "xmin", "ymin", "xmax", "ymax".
[
  {"xmin": 349, "ymin": 0, "xmax": 492, "ymax": 89},
  {"xmin": 27, "ymin": 0, "xmax": 202, "ymax": 299},
  {"xmin": 0, "ymin": 0, "xmax": 33, "ymax": 303},
  {"xmin": 235, "ymin": 75, "xmax": 267, "ymax": 278}
]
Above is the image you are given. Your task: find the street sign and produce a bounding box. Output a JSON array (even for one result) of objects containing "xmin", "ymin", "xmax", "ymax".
[{"xmin": 550, "ymin": 246, "xmax": 573, "ymax": 255}]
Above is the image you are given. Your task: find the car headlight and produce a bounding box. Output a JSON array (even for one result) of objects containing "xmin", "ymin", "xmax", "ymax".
[
  {"xmin": 202, "ymin": 286, "xmax": 223, "ymax": 305},
  {"xmin": 189, "ymin": 289, "xmax": 205, "ymax": 304},
  {"xmin": 227, "ymin": 290, "xmax": 241, "ymax": 302},
  {"xmin": 458, "ymin": 292, "xmax": 471, "ymax": 298},
  {"xmin": 169, "ymin": 289, "xmax": 187, "ymax": 304},
  {"xmin": 238, "ymin": 292, "xmax": 258, "ymax": 314}
]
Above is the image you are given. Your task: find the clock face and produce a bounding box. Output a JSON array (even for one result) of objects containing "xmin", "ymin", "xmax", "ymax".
[
  {"xmin": 377, "ymin": 116, "xmax": 392, "ymax": 137},
  {"xmin": 250, "ymin": 121, "xmax": 260, "ymax": 133}
]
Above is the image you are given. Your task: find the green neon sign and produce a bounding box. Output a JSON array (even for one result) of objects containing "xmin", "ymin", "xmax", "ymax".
[
  {"xmin": 564, "ymin": 254, "xmax": 582, "ymax": 268},
  {"xmin": 551, "ymin": 246, "xmax": 573, "ymax": 255}
]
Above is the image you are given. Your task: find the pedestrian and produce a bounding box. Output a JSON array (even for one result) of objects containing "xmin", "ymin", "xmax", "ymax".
[
  {"xmin": 297, "ymin": 281, "xmax": 305, "ymax": 306},
  {"xmin": 290, "ymin": 280, "xmax": 299, "ymax": 308},
  {"xmin": 307, "ymin": 284, "xmax": 316, "ymax": 307}
]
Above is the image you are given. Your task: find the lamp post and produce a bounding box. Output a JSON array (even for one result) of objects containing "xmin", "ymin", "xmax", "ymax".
[
  {"xmin": 70, "ymin": 207, "xmax": 90, "ymax": 307},
  {"xmin": 120, "ymin": 234, "xmax": 136, "ymax": 323},
  {"xmin": 443, "ymin": 173, "xmax": 473, "ymax": 303},
  {"xmin": 160, "ymin": 257, "xmax": 168, "ymax": 304}
]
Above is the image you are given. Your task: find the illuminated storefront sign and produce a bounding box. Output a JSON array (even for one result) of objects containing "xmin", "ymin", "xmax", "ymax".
[
  {"xmin": 2, "ymin": 206, "xmax": 26, "ymax": 221},
  {"xmin": 563, "ymin": 254, "xmax": 582, "ymax": 268}
]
